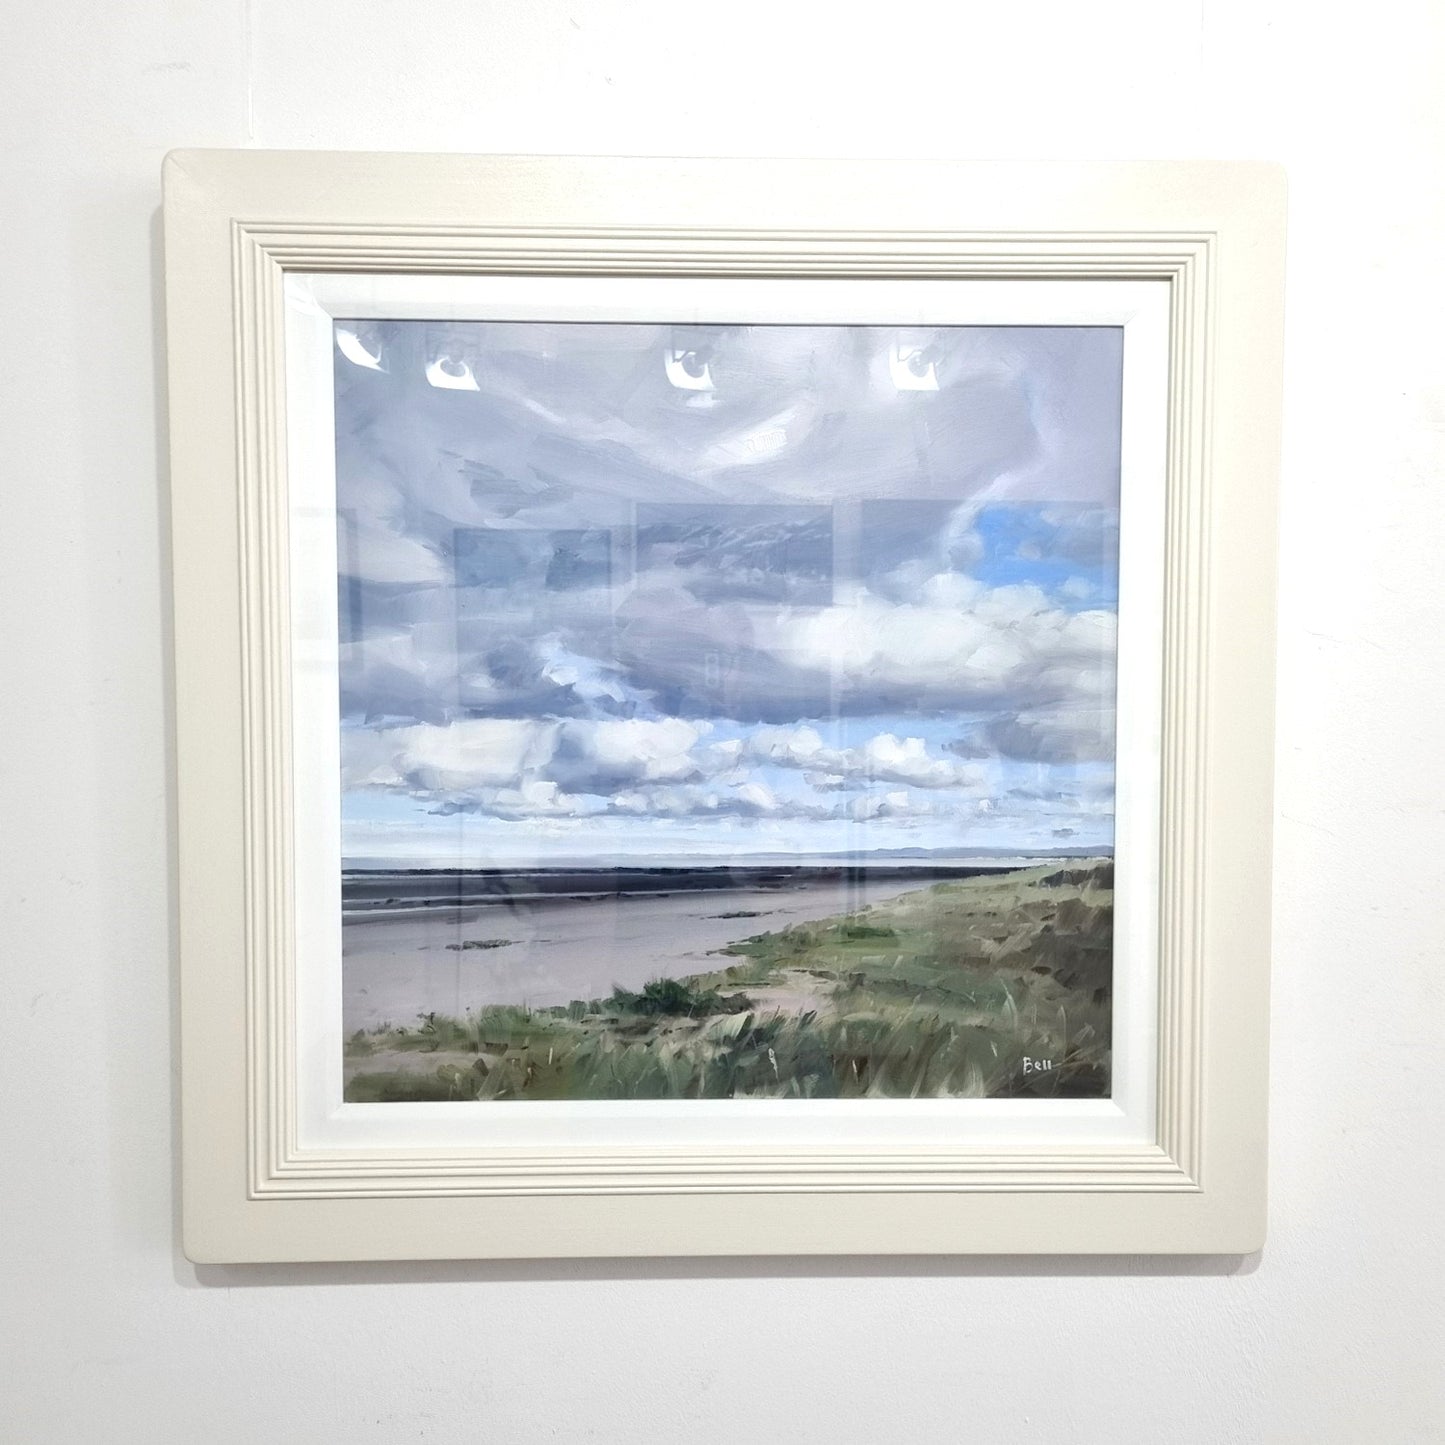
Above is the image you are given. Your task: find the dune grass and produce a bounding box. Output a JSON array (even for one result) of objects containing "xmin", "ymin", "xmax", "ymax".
[{"xmin": 345, "ymin": 860, "xmax": 1113, "ymax": 1102}]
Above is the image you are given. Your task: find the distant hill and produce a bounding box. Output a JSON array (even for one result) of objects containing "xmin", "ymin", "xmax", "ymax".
[{"xmin": 342, "ymin": 844, "xmax": 1114, "ymax": 872}]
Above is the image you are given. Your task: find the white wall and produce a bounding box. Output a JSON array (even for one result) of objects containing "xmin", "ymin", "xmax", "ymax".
[{"xmin": 2, "ymin": 2, "xmax": 1442, "ymax": 1440}]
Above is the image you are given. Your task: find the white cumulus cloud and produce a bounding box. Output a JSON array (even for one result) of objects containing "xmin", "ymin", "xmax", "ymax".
[{"xmin": 743, "ymin": 724, "xmax": 986, "ymax": 791}]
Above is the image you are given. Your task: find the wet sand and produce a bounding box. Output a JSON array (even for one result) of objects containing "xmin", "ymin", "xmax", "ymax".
[{"xmin": 343, "ymin": 875, "xmax": 930, "ymax": 1031}]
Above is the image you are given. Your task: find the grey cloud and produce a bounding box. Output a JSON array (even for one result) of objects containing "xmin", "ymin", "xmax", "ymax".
[
  {"xmin": 333, "ymin": 320, "xmax": 1123, "ymax": 786},
  {"xmin": 857, "ymin": 500, "xmax": 984, "ymax": 592},
  {"xmin": 335, "ymin": 322, "xmax": 1121, "ymax": 589},
  {"xmin": 339, "ymin": 565, "xmax": 1117, "ymax": 731},
  {"xmin": 345, "ymin": 321, "xmax": 1063, "ymax": 507},
  {"xmin": 635, "ymin": 506, "xmax": 835, "ymax": 606},
  {"xmin": 610, "ymin": 578, "xmax": 1117, "ymax": 726},
  {"xmin": 979, "ymin": 708, "xmax": 1117, "ymax": 764}
]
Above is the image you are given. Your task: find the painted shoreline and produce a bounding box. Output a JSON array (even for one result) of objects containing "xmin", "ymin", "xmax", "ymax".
[
  {"xmin": 343, "ymin": 860, "xmax": 1116, "ymax": 1102},
  {"xmin": 342, "ymin": 872, "xmax": 943, "ymax": 1031},
  {"xmin": 338, "ymin": 859, "xmax": 1085, "ymax": 917}
]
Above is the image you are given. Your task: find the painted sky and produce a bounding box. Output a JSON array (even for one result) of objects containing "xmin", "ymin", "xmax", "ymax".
[{"xmin": 332, "ymin": 320, "xmax": 1122, "ymax": 862}]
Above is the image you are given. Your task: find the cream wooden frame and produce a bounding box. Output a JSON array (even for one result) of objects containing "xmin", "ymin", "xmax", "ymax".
[{"xmin": 163, "ymin": 152, "xmax": 1284, "ymax": 1262}]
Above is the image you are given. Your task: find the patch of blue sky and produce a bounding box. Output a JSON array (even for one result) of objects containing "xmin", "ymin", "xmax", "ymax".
[{"xmin": 968, "ymin": 504, "xmax": 1119, "ymax": 608}]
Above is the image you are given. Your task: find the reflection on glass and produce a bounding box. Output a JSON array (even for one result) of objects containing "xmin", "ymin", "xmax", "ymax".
[{"xmin": 332, "ymin": 320, "xmax": 1124, "ymax": 1104}]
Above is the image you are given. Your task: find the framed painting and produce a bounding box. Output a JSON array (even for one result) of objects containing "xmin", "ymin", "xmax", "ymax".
[{"xmin": 163, "ymin": 152, "xmax": 1285, "ymax": 1261}]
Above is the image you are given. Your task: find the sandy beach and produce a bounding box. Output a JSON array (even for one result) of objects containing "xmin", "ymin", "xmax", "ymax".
[{"xmin": 342, "ymin": 874, "xmax": 931, "ymax": 1032}]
